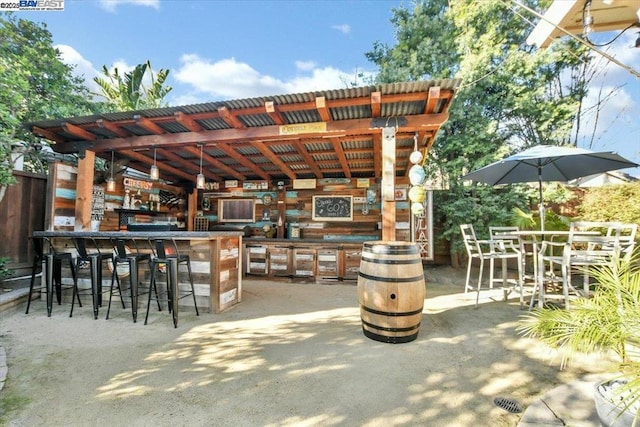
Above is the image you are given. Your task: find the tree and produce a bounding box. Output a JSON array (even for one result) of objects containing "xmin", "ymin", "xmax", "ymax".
[
  {"xmin": 366, "ymin": 0, "xmax": 590, "ymax": 254},
  {"xmin": 93, "ymin": 60, "xmax": 172, "ymax": 111},
  {"xmin": 0, "ymin": 12, "xmax": 96, "ymax": 201}
]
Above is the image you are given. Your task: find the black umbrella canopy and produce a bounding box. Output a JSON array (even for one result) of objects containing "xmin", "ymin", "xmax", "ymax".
[{"xmin": 461, "ymin": 145, "xmax": 639, "ymax": 230}]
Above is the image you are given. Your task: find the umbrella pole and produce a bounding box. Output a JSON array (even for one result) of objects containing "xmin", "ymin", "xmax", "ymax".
[{"xmin": 538, "ymin": 168, "xmax": 545, "ymax": 232}]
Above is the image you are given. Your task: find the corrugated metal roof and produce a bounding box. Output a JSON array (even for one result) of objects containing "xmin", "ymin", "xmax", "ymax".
[{"xmin": 26, "ymin": 79, "xmax": 461, "ymax": 184}]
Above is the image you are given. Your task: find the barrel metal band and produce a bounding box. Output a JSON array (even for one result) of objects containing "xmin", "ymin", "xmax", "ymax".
[
  {"xmin": 361, "ymin": 305, "xmax": 423, "ymax": 317},
  {"xmin": 358, "ymin": 271, "xmax": 425, "ymax": 283},
  {"xmin": 361, "ymin": 319, "xmax": 421, "ymax": 333},
  {"xmin": 362, "ymin": 328, "xmax": 419, "ymax": 344},
  {"xmin": 361, "ymin": 255, "xmax": 422, "ymax": 265}
]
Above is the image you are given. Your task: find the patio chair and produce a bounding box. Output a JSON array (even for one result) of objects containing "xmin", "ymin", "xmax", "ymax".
[
  {"xmin": 489, "ymin": 226, "xmax": 530, "ymax": 307},
  {"xmin": 608, "ymin": 223, "xmax": 637, "ymax": 260},
  {"xmin": 536, "ymin": 221, "xmax": 622, "ymax": 308},
  {"xmin": 460, "ymin": 224, "xmax": 523, "ymax": 307}
]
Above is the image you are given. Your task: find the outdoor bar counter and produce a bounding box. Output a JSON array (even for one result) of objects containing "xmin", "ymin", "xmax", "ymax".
[
  {"xmin": 32, "ymin": 230, "xmax": 244, "ymax": 313},
  {"xmin": 243, "ymin": 237, "xmax": 365, "ymax": 283}
]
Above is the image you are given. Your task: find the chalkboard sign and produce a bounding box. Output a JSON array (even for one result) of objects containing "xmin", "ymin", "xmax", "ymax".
[{"xmin": 312, "ymin": 195, "xmax": 353, "ymax": 221}]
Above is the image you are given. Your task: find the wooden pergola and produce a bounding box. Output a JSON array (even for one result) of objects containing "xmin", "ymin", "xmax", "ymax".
[{"xmin": 27, "ymin": 79, "xmax": 460, "ymax": 239}]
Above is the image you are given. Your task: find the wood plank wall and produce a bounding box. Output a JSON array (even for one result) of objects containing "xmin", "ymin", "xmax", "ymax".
[
  {"xmin": 198, "ymin": 177, "xmax": 412, "ymax": 242},
  {"xmin": 48, "ymin": 161, "xmax": 188, "ymax": 232},
  {"xmin": 0, "ymin": 170, "xmax": 47, "ymax": 274}
]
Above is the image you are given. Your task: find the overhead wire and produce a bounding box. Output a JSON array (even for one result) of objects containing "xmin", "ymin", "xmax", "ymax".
[{"xmin": 509, "ymin": 0, "xmax": 640, "ymax": 79}]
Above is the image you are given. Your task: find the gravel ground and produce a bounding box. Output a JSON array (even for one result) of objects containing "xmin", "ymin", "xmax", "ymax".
[{"xmin": 0, "ymin": 267, "xmax": 614, "ymax": 426}]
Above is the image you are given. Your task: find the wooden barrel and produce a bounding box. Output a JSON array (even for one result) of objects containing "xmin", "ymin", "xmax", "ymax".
[{"xmin": 357, "ymin": 241, "xmax": 426, "ymax": 344}]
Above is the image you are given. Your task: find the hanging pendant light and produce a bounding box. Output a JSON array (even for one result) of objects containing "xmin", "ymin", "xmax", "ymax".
[
  {"xmin": 150, "ymin": 146, "xmax": 159, "ymax": 180},
  {"xmin": 196, "ymin": 144, "xmax": 205, "ymax": 189},
  {"xmin": 106, "ymin": 150, "xmax": 116, "ymax": 192}
]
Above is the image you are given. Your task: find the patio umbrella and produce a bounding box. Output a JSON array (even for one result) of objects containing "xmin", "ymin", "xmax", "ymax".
[{"xmin": 461, "ymin": 145, "xmax": 639, "ymax": 230}]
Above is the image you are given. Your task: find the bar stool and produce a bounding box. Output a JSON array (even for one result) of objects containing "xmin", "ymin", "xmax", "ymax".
[
  {"xmin": 145, "ymin": 239, "xmax": 199, "ymax": 328},
  {"xmin": 106, "ymin": 239, "xmax": 151, "ymax": 323},
  {"xmin": 26, "ymin": 236, "xmax": 78, "ymax": 317},
  {"xmin": 70, "ymin": 237, "xmax": 112, "ymax": 319}
]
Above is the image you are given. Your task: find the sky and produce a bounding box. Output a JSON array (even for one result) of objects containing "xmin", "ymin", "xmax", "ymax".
[{"xmin": 20, "ymin": 0, "xmax": 640, "ymax": 177}]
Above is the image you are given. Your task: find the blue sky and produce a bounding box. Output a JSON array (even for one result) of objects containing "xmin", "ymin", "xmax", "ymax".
[{"xmin": 23, "ymin": 0, "xmax": 640, "ymax": 176}]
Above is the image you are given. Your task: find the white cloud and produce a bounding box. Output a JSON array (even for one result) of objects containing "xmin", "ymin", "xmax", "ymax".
[
  {"xmin": 55, "ymin": 44, "xmax": 101, "ymax": 93},
  {"xmin": 173, "ymin": 54, "xmax": 375, "ymax": 101},
  {"xmin": 295, "ymin": 60, "xmax": 316, "ymax": 72},
  {"xmin": 174, "ymin": 55, "xmax": 287, "ymax": 99},
  {"xmin": 98, "ymin": 0, "xmax": 160, "ymax": 13},
  {"xmin": 332, "ymin": 24, "xmax": 351, "ymax": 35}
]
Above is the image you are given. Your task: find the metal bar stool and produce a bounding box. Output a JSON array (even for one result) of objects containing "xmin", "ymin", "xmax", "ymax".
[
  {"xmin": 106, "ymin": 239, "xmax": 150, "ymax": 323},
  {"xmin": 26, "ymin": 236, "xmax": 78, "ymax": 317},
  {"xmin": 145, "ymin": 239, "xmax": 199, "ymax": 327},
  {"xmin": 70, "ymin": 237, "xmax": 112, "ymax": 319}
]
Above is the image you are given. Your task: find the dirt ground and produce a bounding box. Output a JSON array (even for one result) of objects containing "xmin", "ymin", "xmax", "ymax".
[{"xmin": 0, "ymin": 266, "xmax": 614, "ymax": 426}]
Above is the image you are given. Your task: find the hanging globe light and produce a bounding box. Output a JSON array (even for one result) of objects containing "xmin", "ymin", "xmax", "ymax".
[
  {"xmin": 411, "ymin": 202, "xmax": 425, "ymax": 216},
  {"xmin": 408, "ymin": 186, "xmax": 426, "ymax": 203},
  {"xmin": 409, "ymin": 150, "xmax": 423, "ymax": 165},
  {"xmin": 409, "ymin": 164, "xmax": 426, "ymax": 186}
]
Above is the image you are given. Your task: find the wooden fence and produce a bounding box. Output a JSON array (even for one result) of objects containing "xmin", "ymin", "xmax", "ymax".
[{"xmin": 0, "ymin": 170, "xmax": 47, "ymax": 277}]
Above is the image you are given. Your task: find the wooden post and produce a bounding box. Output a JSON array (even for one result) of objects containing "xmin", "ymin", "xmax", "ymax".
[
  {"xmin": 75, "ymin": 150, "xmax": 95, "ymax": 231},
  {"xmin": 381, "ymin": 127, "xmax": 396, "ymax": 241},
  {"xmin": 188, "ymin": 189, "xmax": 198, "ymax": 231}
]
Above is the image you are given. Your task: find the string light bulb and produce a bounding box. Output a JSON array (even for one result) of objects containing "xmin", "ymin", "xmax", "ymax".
[
  {"xmin": 196, "ymin": 144, "xmax": 205, "ymax": 189},
  {"xmin": 150, "ymin": 146, "xmax": 159, "ymax": 180},
  {"xmin": 106, "ymin": 150, "xmax": 116, "ymax": 192}
]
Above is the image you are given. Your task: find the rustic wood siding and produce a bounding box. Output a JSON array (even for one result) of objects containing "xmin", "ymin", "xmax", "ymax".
[{"xmin": 0, "ymin": 170, "xmax": 47, "ymax": 273}]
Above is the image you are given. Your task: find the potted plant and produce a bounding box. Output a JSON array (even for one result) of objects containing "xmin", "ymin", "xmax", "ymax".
[{"xmin": 518, "ymin": 250, "xmax": 640, "ymax": 426}]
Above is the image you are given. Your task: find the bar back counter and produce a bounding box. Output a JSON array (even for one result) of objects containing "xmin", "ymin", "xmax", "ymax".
[{"xmin": 33, "ymin": 231, "xmax": 243, "ymax": 313}]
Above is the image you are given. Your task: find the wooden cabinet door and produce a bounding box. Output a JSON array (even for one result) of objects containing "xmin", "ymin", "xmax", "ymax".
[
  {"xmin": 293, "ymin": 248, "xmax": 316, "ymax": 277},
  {"xmin": 246, "ymin": 245, "xmax": 268, "ymax": 275},
  {"xmin": 268, "ymin": 246, "xmax": 291, "ymax": 277}
]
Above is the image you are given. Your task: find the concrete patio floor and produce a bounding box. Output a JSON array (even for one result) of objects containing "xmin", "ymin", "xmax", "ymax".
[{"xmin": 0, "ymin": 266, "xmax": 615, "ymax": 426}]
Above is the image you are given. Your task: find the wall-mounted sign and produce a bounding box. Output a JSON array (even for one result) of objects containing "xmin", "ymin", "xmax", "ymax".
[
  {"xmin": 279, "ymin": 122, "xmax": 326, "ymax": 135},
  {"xmin": 357, "ymin": 178, "xmax": 370, "ymax": 188},
  {"xmin": 293, "ymin": 179, "xmax": 317, "ymax": 189},
  {"xmin": 123, "ymin": 177, "xmax": 153, "ymax": 190},
  {"xmin": 91, "ymin": 185, "xmax": 105, "ymax": 221},
  {"xmin": 312, "ymin": 195, "xmax": 353, "ymax": 221},
  {"xmin": 225, "ymin": 180, "xmax": 239, "ymax": 188},
  {"xmin": 243, "ymin": 181, "xmax": 268, "ymax": 190}
]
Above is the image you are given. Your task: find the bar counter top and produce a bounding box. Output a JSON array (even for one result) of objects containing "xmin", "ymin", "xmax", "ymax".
[
  {"xmin": 33, "ymin": 230, "xmax": 244, "ymax": 239},
  {"xmin": 244, "ymin": 237, "xmax": 369, "ymax": 245}
]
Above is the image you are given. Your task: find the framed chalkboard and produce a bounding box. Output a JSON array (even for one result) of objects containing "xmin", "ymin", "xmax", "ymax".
[{"xmin": 312, "ymin": 195, "xmax": 353, "ymax": 221}]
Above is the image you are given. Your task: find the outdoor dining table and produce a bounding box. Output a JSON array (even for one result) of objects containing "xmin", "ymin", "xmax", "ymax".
[{"xmin": 495, "ymin": 229, "xmax": 601, "ymax": 309}]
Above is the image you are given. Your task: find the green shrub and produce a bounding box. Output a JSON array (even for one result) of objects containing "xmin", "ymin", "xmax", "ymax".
[
  {"xmin": 578, "ymin": 182, "xmax": 640, "ymax": 226},
  {"xmin": 0, "ymin": 256, "xmax": 12, "ymax": 281}
]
